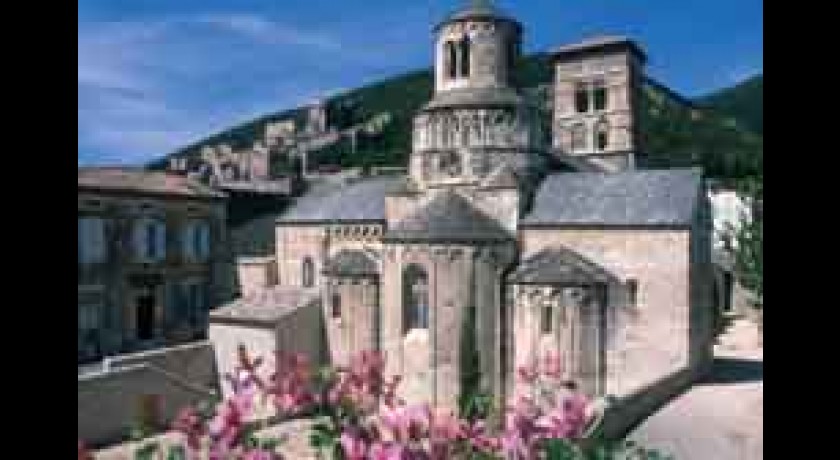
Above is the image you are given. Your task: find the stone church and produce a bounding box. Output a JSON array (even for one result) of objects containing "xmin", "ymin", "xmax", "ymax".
[{"xmin": 209, "ymin": 0, "xmax": 715, "ymax": 409}]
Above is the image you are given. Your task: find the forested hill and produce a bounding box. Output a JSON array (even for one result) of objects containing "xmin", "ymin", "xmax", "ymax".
[
  {"xmin": 150, "ymin": 54, "xmax": 762, "ymax": 183},
  {"xmin": 698, "ymin": 74, "xmax": 763, "ymax": 136}
]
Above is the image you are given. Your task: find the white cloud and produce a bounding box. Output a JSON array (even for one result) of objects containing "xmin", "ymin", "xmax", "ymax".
[
  {"xmin": 197, "ymin": 13, "xmax": 344, "ymax": 52},
  {"xmin": 77, "ymin": 10, "xmax": 424, "ymax": 165}
]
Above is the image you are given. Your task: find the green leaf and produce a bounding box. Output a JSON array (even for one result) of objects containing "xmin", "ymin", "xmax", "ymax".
[
  {"xmin": 545, "ymin": 439, "xmax": 582, "ymax": 460},
  {"xmin": 166, "ymin": 445, "xmax": 187, "ymax": 460},
  {"xmin": 134, "ymin": 442, "xmax": 160, "ymax": 460},
  {"xmin": 260, "ymin": 437, "xmax": 283, "ymax": 451}
]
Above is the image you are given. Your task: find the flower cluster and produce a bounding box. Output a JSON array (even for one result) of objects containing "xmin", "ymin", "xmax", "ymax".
[
  {"xmin": 127, "ymin": 347, "xmax": 600, "ymax": 459},
  {"xmin": 318, "ymin": 350, "xmax": 596, "ymax": 460},
  {"xmin": 501, "ymin": 353, "xmax": 595, "ymax": 459}
]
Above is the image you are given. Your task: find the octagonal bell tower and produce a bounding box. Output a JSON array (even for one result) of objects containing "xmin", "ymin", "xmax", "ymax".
[{"xmin": 410, "ymin": 0, "xmax": 546, "ymax": 191}]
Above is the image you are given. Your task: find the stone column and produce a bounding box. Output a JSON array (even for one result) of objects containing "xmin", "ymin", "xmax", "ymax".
[{"xmin": 576, "ymin": 285, "xmax": 607, "ymax": 396}]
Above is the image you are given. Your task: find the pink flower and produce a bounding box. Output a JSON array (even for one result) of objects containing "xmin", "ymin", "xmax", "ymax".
[
  {"xmin": 172, "ymin": 407, "xmax": 206, "ymax": 452},
  {"xmin": 340, "ymin": 429, "xmax": 369, "ymax": 460},
  {"xmin": 369, "ymin": 441, "xmax": 404, "ymax": 460}
]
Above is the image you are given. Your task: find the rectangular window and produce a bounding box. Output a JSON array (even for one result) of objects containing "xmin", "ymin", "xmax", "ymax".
[
  {"xmin": 135, "ymin": 219, "xmax": 166, "ymax": 262},
  {"xmin": 184, "ymin": 222, "xmax": 211, "ymax": 261}
]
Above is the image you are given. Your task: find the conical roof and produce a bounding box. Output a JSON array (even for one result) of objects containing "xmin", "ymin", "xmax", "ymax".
[
  {"xmin": 435, "ymin": 0, "xmax": 521, "ymax": 32},
  {"xmin": 383, "ymin": 190, "xmax": 512, "ymax": 243}
]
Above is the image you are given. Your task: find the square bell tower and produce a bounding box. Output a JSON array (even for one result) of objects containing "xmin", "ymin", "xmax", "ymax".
[{"xmin": 550, "ymin": 36, "xmax": 647, "ymax": 172}]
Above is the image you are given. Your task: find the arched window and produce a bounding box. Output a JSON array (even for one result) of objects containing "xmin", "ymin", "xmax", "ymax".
[
  {"xmin": 540, "ymin": 305, "xmax": 553, "ymax": 334},
  {"xmin": 593, "ymin": 80, "xmax": 608, "ymax": 111},
  {"xmin": 570, "ymin": 123, "xmax": 587, "ymax": 152},
  {"xmin": 626, "ymin": 279, "xmax": 638, "ymax": 308},
  {"xmin": 595, "ymin": 119, "xmax": 609, "ymax": 151},
  {"xmin": 459, "ymin": 35, "xmax": 471, "ymax": 78},
  {"xmin": 403, "ymin": 264, "xmax": 429, "ymax": 332},
  {"xmin": 445, "ymin": 41, "xmax": 458, "ymax": 79},
  {"xmin": 574, "ymin": 83, "xmax": 590, "ymax": 113},
  {"xmin": 302, "ymin": 257, "xmax": 315, "ymax": 288},
  {"xmin": 331, "ymin": 293, "xmax": 342, "ymax": 319},
  {"xmin": 439, "ymin": 151, "xmax": 461, "ymax": 177}
]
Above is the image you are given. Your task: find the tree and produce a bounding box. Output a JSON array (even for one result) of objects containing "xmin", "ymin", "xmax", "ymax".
[{"xmin": 732, "ymin": 176, "xmax": 763, "ymax": 305}]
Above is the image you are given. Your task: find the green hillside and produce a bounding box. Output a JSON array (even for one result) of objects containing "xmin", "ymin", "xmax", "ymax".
[
  {"xmin": 699, "ymin": 74, "xmax": 763, "ymax": 135},
  {"xmin": 152, "ymin": 53, "xmax": 762, "ymax": 182}
]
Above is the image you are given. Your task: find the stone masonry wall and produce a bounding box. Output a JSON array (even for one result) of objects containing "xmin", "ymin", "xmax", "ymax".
[
  {"xmin": 275, "ymin": 225, "xmax": 326, "ymax": 287},
  {"xmin": 79, "ymin": 343, "xmax": 218, "ymax": 447},
  {"xmin": 380, "ymin": 244, "xmax": 511, "ymax": 409},
  {"xmin": 323, "ymin": 278, "xmax": 379, "ymax": 366}
]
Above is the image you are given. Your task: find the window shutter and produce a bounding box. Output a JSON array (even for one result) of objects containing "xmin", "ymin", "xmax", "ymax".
[
  {"xmin": 183, "ymin": 224, "xmax": 194, "ymax": 261},
  {"xmin": 200, "ymin": 224, "xmax": 211, "ymax": 259},
  {"xmin": 91, "ymin": 218, "xmax": 105, "ymax": 263},
  {"xmin": 134, "ymin": 221, "xmax": 147, "ymax": 261},
  {"xmin": 78, "ymin": 219, "xmax": 86, "ymax": 264},
  {"xmin": 155, "ymin": 221, "xmax": 167, "ymax": 261},
  {"xmin": 194, "ymin": 224, "xmax": 204, "ymax": 260}
]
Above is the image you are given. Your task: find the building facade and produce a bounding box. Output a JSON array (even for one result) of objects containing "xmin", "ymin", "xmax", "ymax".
[
  {"xmin": 78, "ymin": 168, "xmax": 233, "ymax": 363},
  {"xmin": 210, "ymin": 0, "xmax": 715, "ymax": 410}
]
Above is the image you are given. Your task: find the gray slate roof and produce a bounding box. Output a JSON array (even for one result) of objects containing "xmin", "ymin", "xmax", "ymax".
[
  {"xmin": 550, "ymin": 35, "xmax": 647, "ymax": 63},
  {"xmin": 277, "ymin": 176, "xmax": 404, "ymax": 223},
  {"xmin": 78, "ymin": 167, "xmax": 226, "ymax": 200},
  {"xmin": 507, "ymin": 247, "xmax": 620, "ymax": 285},
  {"xmin": 521, "ymin": 168, "xmax": 702, "ymax": 227},
  {"xmin": 435, "ymin": 0, "xmax": 521, "ymax": 32},
  {"xmin": 209, "ymin": 286, "xmax": 319, "ymax": 326},
  {"xmin": 482, "ymin": 163, "xmax": 521, "ymax": 189},
  {"xmin": 423, "ymin": 87, "xmax": 528, "ymax": 111},
  {"xmin": 384, "ymin": 190, "xmax": 512, "ymax": 243},
  {"xmin": 323, "ymin": 249, "xmax": 379, "ymax": 277}
]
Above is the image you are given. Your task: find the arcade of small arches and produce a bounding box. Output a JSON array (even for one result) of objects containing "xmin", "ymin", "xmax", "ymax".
[
  {"xmin": 414, "ymin": 108, "xmax": 536, "ymax": 152},
  {"xmin": 326, "ymin": 224, "xmax": 384, "ymax": 242}
]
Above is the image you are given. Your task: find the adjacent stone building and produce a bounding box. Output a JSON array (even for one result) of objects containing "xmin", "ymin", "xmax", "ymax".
[
  {"xmin": 209, "ymin": 0, "xmax": 715, "ymax": 411},
  {"xmin": 78, "ymin": 167, "xmax": 234, "ymax": 363}
]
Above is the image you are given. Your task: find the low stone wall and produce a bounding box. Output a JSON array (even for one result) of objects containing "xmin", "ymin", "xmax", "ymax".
[
  {"xmin": 105, "ymin": 341, "xmax": 218, "ymax": 389},
  {"xmin": 79, "ymin": 342, "xmax": 219, "ymax": 448},
  {"xmin": 595, "ymin": 367, "xmax": 700, "ymax": 443}
]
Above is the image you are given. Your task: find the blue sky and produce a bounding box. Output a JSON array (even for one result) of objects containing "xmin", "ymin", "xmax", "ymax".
[{"xmin": 78, "ymin": 0, "xmax": 763, "ymax": 166}]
